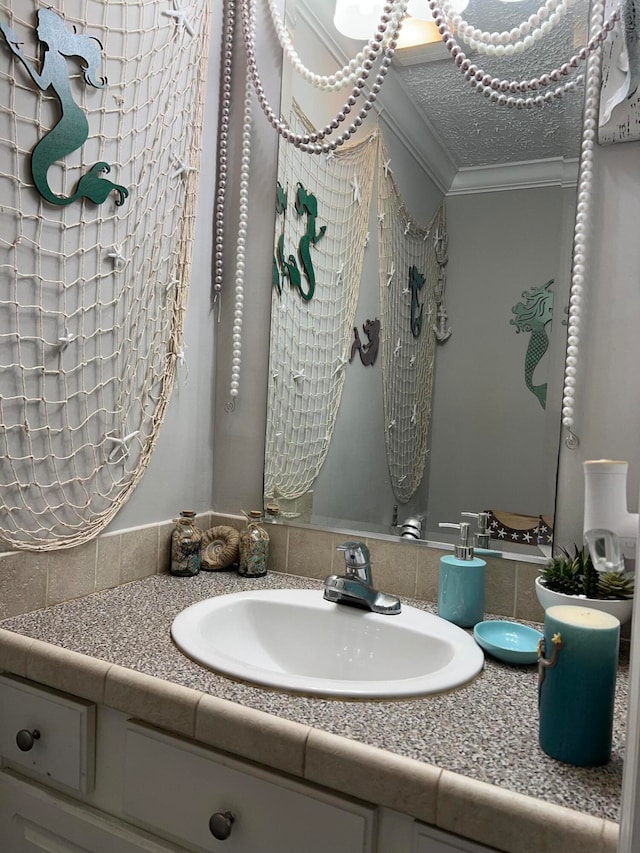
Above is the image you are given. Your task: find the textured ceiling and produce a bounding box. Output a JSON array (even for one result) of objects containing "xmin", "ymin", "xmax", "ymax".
[{"xmin": 391, "ymin": 0, "xmax": 588, "ymax": 168}]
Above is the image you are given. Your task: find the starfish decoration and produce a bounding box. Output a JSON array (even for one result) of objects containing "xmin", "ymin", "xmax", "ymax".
[
  {"xmin": 331, "ymin": 356, "xmax": 348, "ymax": 378},
  {"xmin": 386, "ymin": 265, "xmax": 395, "ymax": 288},
  {"xmin": 409, "ymin": 355, "xmax": 416, "ymax": 366},
  {"xmin": 335, "ymin": 264, "xmax": 344, "ymax": 286},
  {"xmin": 105, "ymin": 429, "xmax": 140, "ymax": 462},
  {"xmin": 172, "ymin": 154, "xmax": 195, "ymax": 180},
  {"xmin": 165, "ymin": 275, "xmax": 179, "ymax": 294},
  {"xmin": 107, "ymin": 245, "xmax": 126, "ymax": 270},
  {"xmin": 393, "ymin": 338, "xmax": 402, "ymax": 357},
  {"xmin": 404, "ymin": 221, "xmax": 411, "ymax": 236},
  {"xmin": 378, "ymin": 211, "xmax": 386, "ymax": 227},
  {"xmin": 388, "ymin": 418, "xmax": 396, "ymax": 430},
  {"xmin": 382, "ymin": 158, "xmax": 393, "ymax": 177},
  {"xmin": 162, "ymin": 0, "xmax": 196, "ymax": 37},
  {"xmin": 57, "ymin": 331, "xmax": 77, "ymax": 351},
  {"xmin": 364, "ymin": 231, "xmax": 370, "ymax": 248},
  {"xmin": 350, "ymin": 175, "xmax": 361, "ymax": 205},
  {"xmin": 410, "ymin": 403, "xmax": 418, "ymax": 425},
  {"xmin": 325, "ymin": 151, "xmax": 337, "ymax": 166}
]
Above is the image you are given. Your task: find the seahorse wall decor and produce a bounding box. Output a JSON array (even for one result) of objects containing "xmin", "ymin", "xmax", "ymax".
[
  {"xmin": 0, "ymin": 9, "xmax": 128, "ymax": 206},
  {"xmin": 510, "ymin": 279, "xmax": 554, "ymax": 409}
]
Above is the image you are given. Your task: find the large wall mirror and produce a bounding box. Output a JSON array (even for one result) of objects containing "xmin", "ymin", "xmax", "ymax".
[{"xmin": 263, "ymin": 0, "xmax": 593, "ymax": 558}]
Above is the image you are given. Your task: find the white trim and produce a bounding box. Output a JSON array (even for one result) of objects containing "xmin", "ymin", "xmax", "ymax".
[{"xmin": 448, "ymin": 157, "xmax": 580, "ymax": 195}]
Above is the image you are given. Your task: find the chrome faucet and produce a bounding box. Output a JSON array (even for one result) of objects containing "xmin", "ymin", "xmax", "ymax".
[{"xmin": 323, "ymin": 541, "xmax": 401, "ymax": 615}]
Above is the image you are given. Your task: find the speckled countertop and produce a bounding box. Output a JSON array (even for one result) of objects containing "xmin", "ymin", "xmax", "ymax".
[{"xmin": 0, "ymin": 569, "xmax": 626, "ymax": 827}]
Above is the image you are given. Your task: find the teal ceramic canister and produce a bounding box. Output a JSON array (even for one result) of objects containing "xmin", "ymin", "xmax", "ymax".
[{"xmin": 538, "ymin": 604, "xmax": 620, "ymax": 767}]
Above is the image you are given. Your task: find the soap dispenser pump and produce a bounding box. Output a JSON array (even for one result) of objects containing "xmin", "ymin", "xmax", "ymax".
[{"xmin": 437, "ymin": 522, "xmax": 486, "ymax": 628}]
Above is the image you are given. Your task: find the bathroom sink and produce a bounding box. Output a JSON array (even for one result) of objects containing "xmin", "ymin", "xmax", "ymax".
[{"xmin": 171, "ymin": 589, "xmax": 484, "ymax": 698}]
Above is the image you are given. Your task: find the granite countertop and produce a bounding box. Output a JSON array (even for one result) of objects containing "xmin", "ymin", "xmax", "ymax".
[{"xmin": 0, "ymin": 570, "xmax": 627, "ymax": 825}]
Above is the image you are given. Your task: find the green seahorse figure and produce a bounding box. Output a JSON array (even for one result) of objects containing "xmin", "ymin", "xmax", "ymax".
[
  {"xmin": 0, "ymin": 9, "xmax": 128, "ymax": 206},
  {"xmin": 510, "ymin": 279, "xmax": 554, "ymax": 409}
]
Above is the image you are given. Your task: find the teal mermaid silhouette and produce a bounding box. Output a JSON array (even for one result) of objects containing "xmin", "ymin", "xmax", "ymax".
[
  {"xmin": 0, "ymin": 9, "xmax": 128, "ymax": 206},
  {"xmin": 511, "ymin": 279, "xmax": 554, "ymax": 410}
]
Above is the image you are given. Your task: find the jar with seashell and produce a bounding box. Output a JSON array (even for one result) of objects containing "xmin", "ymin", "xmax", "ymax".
[
  {"xmin": 238, "ymin": 510, "xmax": 270, "ymax": 577},
  {"xmin": 170, "ymin": 510, "xmax": 202, "ymax": 576}
]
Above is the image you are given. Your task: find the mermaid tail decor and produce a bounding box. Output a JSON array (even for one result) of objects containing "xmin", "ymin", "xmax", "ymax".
[
  {"xmin": 511, "ymin": 280, "xmax": 554, "ymax": 410},
  {"xmin": 0, "ymin": 10, "xmax": 129, "ymax": 207}
]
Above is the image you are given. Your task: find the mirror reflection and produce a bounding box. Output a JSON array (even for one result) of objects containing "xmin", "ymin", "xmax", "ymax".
[{"xmin": 264, "ymin": 0, "xmax": 591, "ymax": 557}]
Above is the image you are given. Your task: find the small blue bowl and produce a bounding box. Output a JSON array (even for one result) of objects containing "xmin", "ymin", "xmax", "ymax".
[{"xmin": 473, "ymin": 620, "xmax": 543, "ymax": 665}]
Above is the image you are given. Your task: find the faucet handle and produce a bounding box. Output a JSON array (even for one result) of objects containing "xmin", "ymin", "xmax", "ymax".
[{"xmin": 336, "ymin": 541, "xmax": 370, "ymax": 568}]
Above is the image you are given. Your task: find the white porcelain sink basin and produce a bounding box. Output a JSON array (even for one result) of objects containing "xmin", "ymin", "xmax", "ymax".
[{"xmin": 171, "ymin": 589, "xmax": 484, "ymax": 698}]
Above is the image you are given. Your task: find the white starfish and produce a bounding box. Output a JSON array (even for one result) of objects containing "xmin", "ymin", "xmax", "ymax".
[
  {"xmin": 162, "ymin": 0, "xmax": 196, "ymax": 37},
  {"xmin": 386, "ymin": 265, "xmax": 395, "ymax": 288},
  {"xmin": 404, "ymin": 221, "xmax": 411, "ymax": 236},
  {"xmin": 364, "ymin": 231, "xmax": 370, "ymax": 248},
  {"xmin": 107, "ymin": 245, "xmax": 126, "ymax": 270},
  {"xmin": 388, "ymin": 418, "xmax": 396, "ymax": 430},
  {"xmin": 409, "ymin": 355, "xmax": 416, "ymax": 366},
  {"xmin": 378, "ymin": 211, "xmax": 386, "ymax": 226},
  {"xmin": 325, "ymin": 151, "xmax": 337, "ymax": 166},
  {"xmin": 393, "ymin": 338, "xmax": 402, "ymax": 357},
  {"xmin": 410, "ymin": 403, "xmax": 417, "ymax": 425},
  {"xmin": 350, "ymin": 175, "xmax": 361, "ymax": 205},
  {"xmin": 335, "ymin": 264, "xmax": 344, "ymax": 286},
  {"xmin": 172, "ymin": 154, "xmax": 195, "ymax": 180},
  {"xmin": 57, "ymin": 331, "xmax": 77, "ymax": 350},
  {"xmin": 105, "ymin": 430, "xmax": 140, "ymax": 462},
  {"xmin": 331, "ymin": 356, "xmax": 348, "ymax": 378},
  {"xmin": 165, "ymin": 275, "xmax": 179, "ymax": 294},
  {"xmin": 382, "ymin": 158, "xmax": 393, "ymax": 177}
]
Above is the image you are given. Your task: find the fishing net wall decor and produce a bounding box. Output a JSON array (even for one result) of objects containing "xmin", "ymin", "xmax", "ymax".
[
  {"xmin": 377, "ymin": 137, "xmax": 446, "ymax": 504},
  {"xmin": 0, "ymin": 0, "xmax": 211, "ymax": 549},
  {"xmin": 264, "ymin": 101, "xmax": 377, "ymax": 504}
]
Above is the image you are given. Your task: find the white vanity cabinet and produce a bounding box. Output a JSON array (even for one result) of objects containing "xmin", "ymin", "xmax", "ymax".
[{"xmin": 0, "ymin": 672, "xmax": 502, "ymax": 853}]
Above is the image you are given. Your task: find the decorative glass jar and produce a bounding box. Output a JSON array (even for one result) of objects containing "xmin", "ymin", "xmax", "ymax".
[
  {"xmin": 238, "ymin": 510, "xmax": 269, "ymax": 577},
  {"xmin": 170, "ymin": 510, "xmax": 202, "ymax": 576}
]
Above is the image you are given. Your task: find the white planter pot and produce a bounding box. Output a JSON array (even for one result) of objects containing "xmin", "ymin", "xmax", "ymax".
[{"xmin": 535, "ymin": 576, "xmax": 634, "ymax": 625}]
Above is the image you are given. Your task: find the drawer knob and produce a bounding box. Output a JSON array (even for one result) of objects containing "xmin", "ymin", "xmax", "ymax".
[
  {"xmin": 16, "ymin": 729, "xmax": 41, "ymax": 751},
  {"xmin": 209, "ymin": 810, "xmax": 235, "ymax": 840}
]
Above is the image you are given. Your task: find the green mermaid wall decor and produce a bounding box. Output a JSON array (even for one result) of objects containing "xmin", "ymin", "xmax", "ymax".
[
  {"xmin": 0, "ymin": 9, "xmax": 128, "ymax": 207},
  {"xmin": 511, "ymin": 279, "xmax": 554, "ymax": 410}
]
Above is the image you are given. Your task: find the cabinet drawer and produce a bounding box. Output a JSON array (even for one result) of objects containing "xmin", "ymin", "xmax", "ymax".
[
  {"xmin": 123, "ymin": 722, "xmax": 376, "ymax": 853},
  {"xmin": 414, "ymin": 822, "xmax": 497, "ymax": 852},
  {"xmin": 0, "ymin": 674, "xmax": 95, "ymax": 794}
]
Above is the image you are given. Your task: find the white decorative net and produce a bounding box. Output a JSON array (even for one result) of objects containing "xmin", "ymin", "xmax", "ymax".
[
  {"xmin": 0, "ymin": 0, "xmax": 211, "ymax": 549},
  {"xmin": 264, "ymin": 101, "xmax": 377, "ymax": 503},
  {"xmin": 377, "ymin": 137, "xmax": 445, "ymax": 504}
]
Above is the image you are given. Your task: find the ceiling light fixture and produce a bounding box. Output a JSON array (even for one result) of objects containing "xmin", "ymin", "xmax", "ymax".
[{"xmin": 333, "ymin": 1, "xmax": 388, "ymax": 40}]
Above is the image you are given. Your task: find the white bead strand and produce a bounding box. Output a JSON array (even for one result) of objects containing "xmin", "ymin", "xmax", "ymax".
[
  {"xmin": 213, "ymin": 0, "xmax": 235, "ymax": 300},
  {"xmin": 227, "ymin": 66, "xmax": 253, "ymax": 408},
  {"xmin": 428, "ymin": 0, "xmax": 619, "ymax": 105},
  {"xmin": 561, "ymin": 0, "xmax": 605, "ymax": 447},
  {"xmin": 266, "ymin": 0, "xmax": 405, "ymax": 91},
  {"xmin": 441, "ymin": 0, "xmax": 575, "ymax": 56},
  {"xmin": 240, "ymin": 0, "xmax": 404, "ymax": 153}
]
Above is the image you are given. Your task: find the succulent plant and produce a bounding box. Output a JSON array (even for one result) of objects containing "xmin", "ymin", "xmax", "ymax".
[
  {"xmin": 598, "ymin": 571, "xmax": 635, "ymax": 600},
  {"xmin": 539, "ymin": 544, "xmax": 634, "ymax": 601}
]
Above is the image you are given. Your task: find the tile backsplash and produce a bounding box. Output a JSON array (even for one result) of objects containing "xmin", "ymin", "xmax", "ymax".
[{"xmin": 0, "ymin": 511, "xmax": 545, "ymax": 623}]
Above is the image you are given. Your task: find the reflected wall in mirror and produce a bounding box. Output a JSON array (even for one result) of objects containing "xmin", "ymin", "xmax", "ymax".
[{"xmin": 264, "ymin": 0, "xmax": 593, "ymax": 557}]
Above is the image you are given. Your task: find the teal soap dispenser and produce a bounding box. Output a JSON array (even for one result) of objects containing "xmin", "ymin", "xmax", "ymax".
[{"xmin": 437, "ymin": 521, "xmax": 486, "ymax": 628}]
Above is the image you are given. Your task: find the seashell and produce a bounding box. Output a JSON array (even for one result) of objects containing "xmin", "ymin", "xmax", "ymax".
[{"xmin": 200, "ymin": 526, "xmax": 240, "ymax": 570}]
